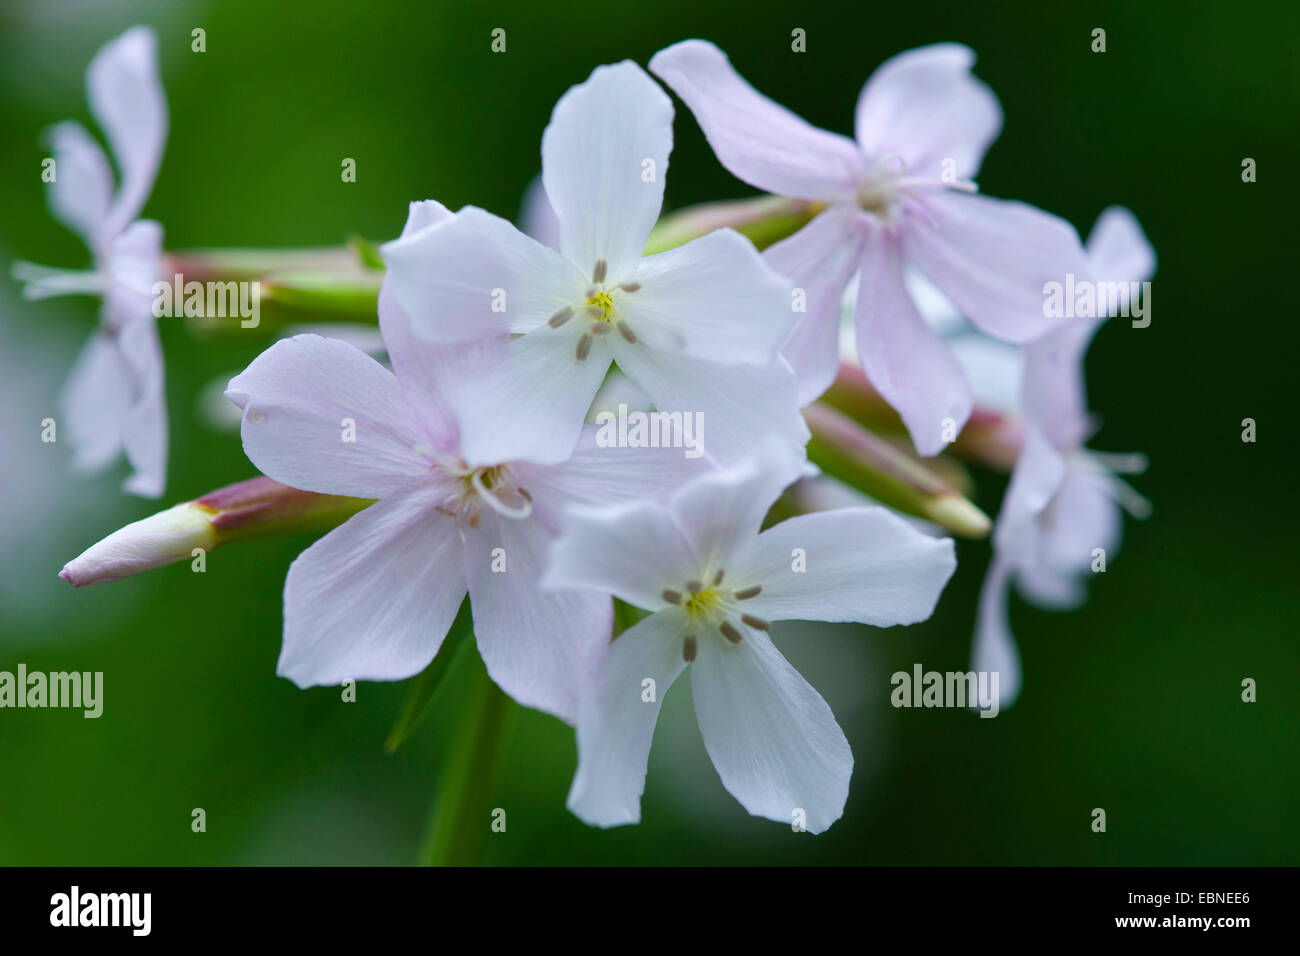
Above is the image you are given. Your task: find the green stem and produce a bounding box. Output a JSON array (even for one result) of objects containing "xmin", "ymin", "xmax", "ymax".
[{"xmin": 418, "ymin": 659, "xmax": 516, "ymax": 866}]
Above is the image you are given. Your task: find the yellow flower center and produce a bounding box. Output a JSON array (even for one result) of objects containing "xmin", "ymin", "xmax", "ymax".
[{"xmin": 586, "ymin": 290, "xmax": 615, "ymax": 322}]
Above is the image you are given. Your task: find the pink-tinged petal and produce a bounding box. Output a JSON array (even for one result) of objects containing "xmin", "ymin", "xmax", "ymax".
[
  {"xmin": 1015, "ymin": 562, "xmax": 1085, "ymax": 611},
  {"xmin": 58, "ymin": 329, "xmax": 132, "ymax": 475},
  {"xmin": 542, "ymin": 61, "xmax": 673, "ymax": 282},
  {"xmin": 116, "ymin": 313, "xmax": 167, "ymax": 498},
  {"xmin": 104, "ymin": 218, "xmax": 163, "ymax": 304},
  {"xmin": 854, "ymin": 43, "xmax": 1001, "ymax": 179},
  {"xmin": 972, "ymin": 556, "xmax": 1021, "ymax": 708},
  {"xmin": 650, "ymin": 40, "xmax": 861, "ymax": 201},
  {"xmin": 764, "ymin": 206, "xmax": 868, "ymax": 404},
  {"xmin": 855, "ymin": 229, "xmax": 972, "ymax": 456},
  {"xmin": 905, "ymin": 191, "xmax": 1087, "ymax": 343},
  {"xmin": 947, "ymin": 332, "xmax": 1023, "ymax": 414},
  {"xmin": 992, "ymin": 424, "xmax": 1067, "ymax": 565},
  {"xmin": 1035, "ymin": 464, "xmax": 1122, "ymax": 579},
  {"xmin": 464, "ymin": 512, "xmax": 612, "ymax": 724},
  {"xmin": 225, "ymin": 334, "xmax": 432, "ymax": 498},
  {"xmin": 381, "ymin": 205, "xmax": 581, "ymax": 342},
  {"xmin": 44, "ymin": 121, "xmax": 113, "ymax": 247},
  {"xmin": 518, "ymin": 425, "xmax": 709, "ymax": 531},
  {"xmin": 442, "ymin": 324, "xmax": 612, "ymax": 467},
  {"xmin": 1021, "ymin": 319, "xmax": 1101, "ymax": 449},
  {"xmin": 279, "ymin": 491, "xmax": 466, "ymax": 687},
  {"xmin": 609, "ymin": 343, "xmax": 809, "ymax": 466},
  {"xmin": 626, "ymin": 228, "xmax": 793, "ymax": 366},
  {"xmin": 87, "ymin": 26, "xmax": 167, "ymax": 244},
  {"xmin": 1087, "ymin": 206, "xmax": 1156, "ymax": 284},
  {"xmin": 733, "ymin": 508, "xmax": 956, "ymax": 625},
  {"xmin": 543, "ymin": 499, "xmax": 698, "ymax": 612},
  {"xmin": 668, "ymin": 442, "xmax": 808, "ymax": 571},
  {"xmin": 692, "ymin": 630, "xmax": 852, "ymax": 834},
  {"xmin": 567, "ymin": 608, "xmax": 690, "ymax": 827}
]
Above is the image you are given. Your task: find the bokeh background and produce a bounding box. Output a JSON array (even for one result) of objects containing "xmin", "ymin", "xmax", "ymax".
[{"xmin": 1, "ymin": 0, "xmax": 1296, "ymax": 865}]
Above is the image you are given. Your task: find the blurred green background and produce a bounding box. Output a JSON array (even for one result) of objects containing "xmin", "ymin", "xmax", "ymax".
[{"xmin": 1, "ymin": 0, "xmax": 1296, "ymax": 865}]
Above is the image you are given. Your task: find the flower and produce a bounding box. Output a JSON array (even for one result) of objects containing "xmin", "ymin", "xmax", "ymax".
[
  {"xmin": 649, "ymin": 40, "xmax": 1088, "ymax": 455},
  {"xmin": 973, "ymin": 207, "xmax": 1156, "ymax": 706},
  {"xmin": 543, "ymin": 443, "xmax": 956, "ymax": 832},
  {"xmin": 222, "ymin": 200, "xmax": 704, "ymax": 724},
  {"xmin": 381, "ymin": 61, "xmax": 808, "ymax": 467},
  {"xmin": 14, "ymin": 27, "xmax": 169, "ymax": 497}
]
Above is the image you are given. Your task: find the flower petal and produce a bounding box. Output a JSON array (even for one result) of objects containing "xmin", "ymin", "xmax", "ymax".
[
  {"xmin": 116, "ymin": 312, "xmax": 167, "ymax": 498},
  {"xmin": 733, "ymin": 508, "xmax": 956, "ymax": 625},
  {"xmin": 650, "ymin": 40, "xmax": 861, "ymax": 201},
  {"xmin": 625, "ymin": 227, "xmax": 793, "ymax": 366},
  {"xmin": 543, "ymin": 498, "xmax": 698, "ymax": 612},
  {"xmin": 854, "ymin": 43, "xmax": 1001, "ymax": 179},
  {"xmin": 44, "ymin": 121, "xmax": 113, "ymax": 247},
  {"xmin": 610, "ymin": 343, "xmax": 809, "ymax": 466},
  {"xmin": 381, "ymin": 205, "xmax": 581, "ymax": 342},
  {"xmin": 567, "ymin": 608, "xmax": 690, "ymax": 827},
  {"xmin": 992, "ymin": 424, "xmax": 1067, "ymax": 565},
  {"xmin": 1021, "ymin": 320, "xmax": 1100, "ymax": 449},
  {"xmin": 225, "ymin": 334, "xmax": 432, "ymax": 498},
  {"xmin": 972, "ymin": 556, "xmax": 1022, "ymax": 708},
  {"xmin": 763, "ymin": 206, "xmax": 867, "ymax": 404},
  {"xmin": 58, "ymin": 329, "xmax": 131, "ymax": 474},
  {"xmin": 692, "ymin": 630, "xmax": 852, "ymax": 833},
  {"xmin": 279, "ymin": 491, "xmax": 466, "ymax": 687},
  {"xmin": 87, "ymin": 26, "xmax": 167, "ymax": 243},
  {"xmin": 542, "ymin": 61, "xmax": 673, "ymax": 282},
  {"xmin": 1087, "ymin": 205, "xmax": 1155, "ymax": 284},
  {"xmin": 905, "ymin": 191, "xmax": 1086, "ymax": 343},
  {"xmin": 465, "ymin": 512, "xmax": 612, "ymax": 724},
  {"xmin": 854, "ymin": 229, "xmax": 972, "ymax": 456}
]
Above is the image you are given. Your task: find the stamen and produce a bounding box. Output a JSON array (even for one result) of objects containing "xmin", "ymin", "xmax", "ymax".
[
  {"xmin": 468, "ymin": 511, "xmax": 480, "ymax": 529},
  {"xmin": 733, "ymin": 585, "xmax": 762, "ymax": 600},
  {"xmin": 434, "ymin": 505, "xmax": 456, "ymax": 517},
  {"xmin": 584, "ymin": 305, "xmax": 604, "ymax": 319},
  {"xmin": 518, "ymin": 488, "xmax": 532, "ymax": 502},
  {"xmin": 618, "ymin": 281, "xmax": 640, "ymax": 293},
  {"xmin": 576, "ymin": 333, "xmax": 593, "ymax": 361},
  {"xmin": 712, "ymin": 569, "xmax": 725, "ymax": 586},
  {"xmin": 740, "ymin": 613, "xmax": 770, "ymax": 631},
  {"xmin": 661, "ymin": 589, "xmax": 683, "ymax": 605},
  {"xmin": 719, "ymin": 621, "xmax": 744, "ymax": 644},
  {"xmin": 470, "ymin": 469, "xmax": 533, "ymax": 520},
  {"xmin": 585, "ymin": 286, "xmax": 596, "ymax": 299},
  {"xmin": 1104, "ymin": 473, "xmax": 1153, "ymax": 520},
  {"xmin": 616, "ymin": 320, "xmax": 638, "ymax": 344},
  {"xmin": 592, "ymin": 259, "xmax": 607, "ymax": 284},
  {"xmin": 685, "ymin": 580, "xmax": 702, "ymax": 594},
  {"xmin": 682, "ymin": 635, "xmax": 698, "ymax": 662},
  {"xmin": 548, "ymin": 305, "xmax": 574, "ymax": 328},
  {"xmin": 590, "ymin": 323, "xmax": 612, "ymax": 336}
]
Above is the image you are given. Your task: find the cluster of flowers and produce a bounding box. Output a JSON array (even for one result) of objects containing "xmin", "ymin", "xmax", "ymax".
[{"xmin": 26, "ymin": 29, "xmax": 1153, "ymax": 833}]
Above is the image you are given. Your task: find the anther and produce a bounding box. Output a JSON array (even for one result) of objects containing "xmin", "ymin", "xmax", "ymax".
[
  {"xmin": 590, "ymin": 322, "xmax": 612, "ymax": 336},
  {"xmin": 548, "ymin": 305, "xmax": 574, "ymax": 328},
  {"xmin": 585, "ymin": 305, "xmax": 604, "ymax": 319},
  {"xmin": 712, "ymin": 569, "xmax": 725, "ymax": 586},
  {"xmin": 576, "ymin": 333, "xmax": 593, "ymax": 361},
  {"xmin": 618, "ymin": 281, "xmax": 640, "ymax": 293},
  {"xmin": 719, "ymin": 621, "xmax": 744, "ymax": 644},
  {"xmin": 685, "ymin": 580, "xmax": 702, "ymax": 594},
  {"xmin": 661, "ymin": 589, "xmax": 683, "ymax": 605},
  {"xmin": 733, "ymin": 585, "xmax": 762, "ymax": 600},
  {"xmin": 616, "ymin": 320, "xmax": 638, "ymax": 344},
  {"xmin": 682, "ymin": 635, "xmax": 698, "ymax": 662},
  {"xmin": 740, "ymin": 614, "xmax": 770, "ymax": 631},
  {"xmin": 592, "ymin": 259, "xmax": 607, "ymax": 284},
  {"xmin": 518, "ymin": 488, "xmax": 532, "ymax": 502}
]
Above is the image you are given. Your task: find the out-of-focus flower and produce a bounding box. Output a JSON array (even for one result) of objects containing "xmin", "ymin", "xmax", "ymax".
[
  {"xmin": 221, "ymin": 201, "xmax": 705, "ymax": 724},
  {"xmin": 973, "ymin": 208, "xmax": 1156, "ymax": 707},
  {"xmin": 13, "ymin": 27, "xmax": 169, "ymax": 497},
  {"xmin": 650, "ymin": 40, "xmax": 1087, "ymax": 455},
  {"xmin": 382, "ymin": 62, "xmax": 807, "ymax": 466},
  {"xmin": 543, "ymin": 443, "xmax": 956, "ymax": 832}
]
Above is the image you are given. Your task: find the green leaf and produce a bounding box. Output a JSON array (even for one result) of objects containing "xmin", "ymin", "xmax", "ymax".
[{"xmin": 384, "ymin": 598, "xmax": 474, "ymax": 754}]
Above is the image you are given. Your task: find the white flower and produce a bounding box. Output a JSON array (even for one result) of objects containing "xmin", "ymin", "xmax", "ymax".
[
  {"xmin": 14, "ymin": 27, "xmax": 169, "ymax": 497},
  {"xmin": 650, "ymin": 40, "xmax": 1089, "ymax": 455},
  {"xmin": 974, "ymin": 208, "xmax": 1156, "ymax": 707},
  {"xmin": 222, "ymin": 201, "xmax": 705, "ymax": 724},
  {"xmin": 381, "ymin": 61, "xmax": 808, "ymax": 467},
  {"xmin": 543, "ymin": 443, "xmax": 956, "ymax": 832}
]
